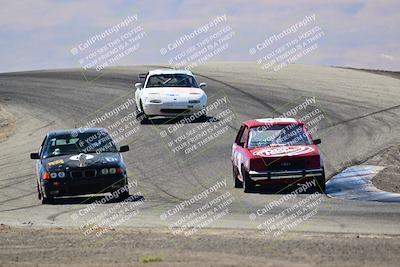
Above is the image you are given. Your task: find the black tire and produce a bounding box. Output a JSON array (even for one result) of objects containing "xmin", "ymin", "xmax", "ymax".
[
  {"xmin": 199, "ymin": 112, "xmax": 208, "ymax": 122},
  {"xmin": 41, "ymin": 196, "xmax": 54, "ymax": 204},
  {"xmin": 39, "ymin": 184, "xmax": 54, "ymax": 204},
  {"xmin": 242, "ymin": 167, "xmax": 255, "ymax": 193},
  {"xmin": 37, "ymin": 183, "xmax": 41, "ymax": 200},
  {"xmin": 138, "ymin": 101, "xmax": 149, "ymax": 124},
  {"xmin": 315, "ymin": 174, "xmax": 326, "ymax": 193},
  {"xmin": 233, "ymin": 165, "xmax": 243, "ymax": 188},
  {"xmin": 139, "ymin": 111, "xmax": 149, "ymax": 124},
  {"xmin": 136, "ymin": 110, "xmax": 144, "ymax": 120},
  {"xmin": 139, "ymin": 116, "xmax": 149, "ymax": 125},
  {"xmin": 118, "ymin": 190, "xmax": 130, "ymax": 201}
]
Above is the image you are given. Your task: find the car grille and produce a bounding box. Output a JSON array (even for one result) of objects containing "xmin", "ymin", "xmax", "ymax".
[
  {"xmin": 265, "ymin": 160, "xmax": 305, "ymax": 170},
  {"xmin": 70, "ymin": 169, "xmax": 97, "ymax": 178},
  {"xmin": 160, "ymin": 109, "xmax": 190, "ymax": 114}
]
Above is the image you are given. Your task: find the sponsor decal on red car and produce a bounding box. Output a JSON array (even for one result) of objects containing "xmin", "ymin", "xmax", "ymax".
[{"xmin": 252, "ymin": 146, "xmax": 315, "ymax": 157}]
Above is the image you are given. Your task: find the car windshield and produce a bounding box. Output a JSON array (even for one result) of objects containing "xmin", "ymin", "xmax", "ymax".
[
  {"xmin": 146, "ymin": 74, "xmax": 198, "ymax": 88},
  {"xmin": 42, "ymin": 131, "xmax": 118, "ymax": 158},
  {"xmin": 247, "ymin": 125, "xmax": 312, "ymax": 148}
]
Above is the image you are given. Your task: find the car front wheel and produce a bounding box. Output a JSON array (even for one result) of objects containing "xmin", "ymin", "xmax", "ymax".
[
  {"xmin": 39, "ymin": 185, "xmax": 54, "ymax": 204},
  {"xmin": 233, "ymin": 165, "xmax": 243, "ymax": 188},
  {"xmin": 136, "ymin": 101, "xmax": 148, "ymax": 123},
  {"xmin": 242, "ymin": 167, "xmax": 255, "ymax": 193},
  {"xmin": 315, "ymin": 170, "xmax": 326, "ymax": 193},
  {"xmin": 118, "ymin": 190, "xmax": 130, "ymax": 201},
  {"xmin": 41, "ymin": 197, "xmax": 54, "ymax": 204}
]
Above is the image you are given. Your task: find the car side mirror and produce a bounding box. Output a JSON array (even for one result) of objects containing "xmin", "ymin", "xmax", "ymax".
[
  {"xmin": 237, "ymin": 142, "xmax": 245, "ymax": 147},
  {"xmin": 313, "ymin": 139, "xmax": 321, "ymax": 145},
  {"xmin": 135, "ymin": 83, "xmax": 143, "ymax": 90},
  {"xmin": 119, "ymin": 145, "xmax": 130, "ymax": 153},
  {"xmin": 199, "ymin": 82, "xmax": 207, "ymax": 89},
  {"xmin": 30, "ymin": 153, "xmax": 40, "ymax": 159}
]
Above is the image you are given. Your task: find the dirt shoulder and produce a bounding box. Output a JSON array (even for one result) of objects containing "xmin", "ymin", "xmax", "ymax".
[
  {"xmin": 366, "ymin": 144, "xmax": 400, "ymax": 193},
  {"xmin": 1, "ymin": 225, "xmax": 400, "ymax": 267},
  {"xmin": 0, "ymin": 103, "xmax": 16, "ymax": 142},
  {"xmin": 343, "ymin": 67, "xmax": 400, "ymax": 194}
]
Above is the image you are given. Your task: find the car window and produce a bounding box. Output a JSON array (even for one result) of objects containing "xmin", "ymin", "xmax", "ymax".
[
  {"xmin": 146, "ymin": 74, "xmax": 198, "ymax": 88},
  {"xmin": 248, "ymin": 125, "xmax": 312, "ymax": 148},
  {"xmin": 39, "ymin": 136, "xmax": 47, "ymax": 157},
  {"xmin": 240, "ymin": 127, "xmax": 248, "ymax": 146},
  {"xmin": 42, "ymin": 131, "xmax": 118, "ymax": 158},
  {"xmin": 235, "ymin": 126, "xmax": 248, "ymax": 147}
]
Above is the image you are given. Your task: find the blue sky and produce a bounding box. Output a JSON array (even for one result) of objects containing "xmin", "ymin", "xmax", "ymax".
[{"xmin": 0, "ymin": 0, "xmax": 399, "ymax": 72}]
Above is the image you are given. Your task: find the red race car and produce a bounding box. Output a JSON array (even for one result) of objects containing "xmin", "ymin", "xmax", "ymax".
[{"xmin": 231, "ymin": 118, "xmax": 325, "ymax": 193}]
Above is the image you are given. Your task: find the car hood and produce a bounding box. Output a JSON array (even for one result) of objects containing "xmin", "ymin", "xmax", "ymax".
[
  {"xmin": 42, "ymin": 152, "xmax": 122, "ymax": 171},
  {"xmin": 248, "ymin": 145, "xmax": 320, "ymax": 158},
  {"xmin": 144, "ymin": 87, "xmax": 205, "ymax": 97}
]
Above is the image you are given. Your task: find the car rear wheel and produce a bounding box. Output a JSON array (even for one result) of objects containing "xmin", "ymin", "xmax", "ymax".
[
  {"xmin": 242, "ymin": 167, "xmax": 255, "ymax": 193},
  {"xmin": 233, "ymin": 165, "xmax": 243, "ymax": 188}
]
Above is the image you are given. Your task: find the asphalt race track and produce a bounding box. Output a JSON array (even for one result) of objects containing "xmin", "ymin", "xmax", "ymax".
[{"xmin": 0, "ymin": 62, "xmax": 400, "ymax": 238}]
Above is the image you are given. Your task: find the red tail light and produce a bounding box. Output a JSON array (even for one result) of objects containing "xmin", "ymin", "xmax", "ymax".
[
  {"xmin": 116, "ymin": 167, "xmax": 123, "ymax": 175},
  {"xmin": 43, "ymin": 172, "xmax": 50, "ymax": 180},
  {"xmin": 305, "ymin": 156, "xmax": 321, "ymax": 168}
]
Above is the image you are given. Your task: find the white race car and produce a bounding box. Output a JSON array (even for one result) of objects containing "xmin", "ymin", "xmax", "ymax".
[{"xmin": 134, "ymin": 69, "xmax": 207, "ymax": 122}]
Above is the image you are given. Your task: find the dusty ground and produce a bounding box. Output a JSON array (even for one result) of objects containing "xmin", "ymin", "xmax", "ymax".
[
  {"xmin": 1, "ymin": 225, "xmax": 400, "ymax": 267},
  {"xmin": 367, "ymin": 144, "xmax": 400, "ymax": 193}
]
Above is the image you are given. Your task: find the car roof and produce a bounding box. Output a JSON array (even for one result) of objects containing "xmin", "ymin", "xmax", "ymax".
[
  {"xmin": 47, "ymin": 128, "xmax": 107, "ymax": 138},
  {"xmin": 148, "ymin": 69, "xmax": 194, "ymax": 76},
  {"xmin": 243, "ymin": 118, "xmax": 303, "ymax": 128}
]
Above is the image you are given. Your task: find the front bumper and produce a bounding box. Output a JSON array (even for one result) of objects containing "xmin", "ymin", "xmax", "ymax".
[
  {"xmin": 42, "ymin": 175, "xmax": 127, "ymax": 197},
  {"xmin": 249, "ymin": 168, "xmax": 323, "ymax": 184},
  {"xmin": 143, "ymin": 102, "xmax": 205, "ymax": 117}
]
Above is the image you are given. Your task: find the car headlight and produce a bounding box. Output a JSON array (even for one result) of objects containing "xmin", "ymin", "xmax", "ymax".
[
  {"xmin": 58, "ymin": 171, "xmax": 65, "ymax": 178},
  {"xmin": 149, "ymin": 99, "xmax": 162, "ymax": 103},
  {"xmin": 50, "ymin": 172, "xmax": 58, "ymax": 179},
  {"xmin": 101, "ymin": 168, "xmax": 121, "ymax": 175},
  {"xmin": 188, "ymin": 100, "xmax": 200, "ymax": 104}
]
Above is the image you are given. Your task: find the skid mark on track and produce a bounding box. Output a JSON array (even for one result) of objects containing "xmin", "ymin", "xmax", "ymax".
[
  {"xmin": 0, "ymin": 204, "xmax": 41, "ymax": 213},
  {"xmin": 194, "ymin": 73, "xmax": 282, "ymax": 115},
  {"xmin": 321, "ymin": 104, "xmax": 400, "ymax": 130},
  {"xmin": 0, "ymin": 191, "xmax": 36, "ymax": 206},
  {"xmin": 327, "ymin": 165, "xmax": 400, "ymax": 202},
  {"xmin": 0, "ymin": 175, "xmax": 33, "ymax": 190}
]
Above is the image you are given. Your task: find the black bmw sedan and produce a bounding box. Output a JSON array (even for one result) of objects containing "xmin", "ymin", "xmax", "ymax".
[{"xmin": 30, "ymin": 128, "xmax": 130, "ymax": 204}]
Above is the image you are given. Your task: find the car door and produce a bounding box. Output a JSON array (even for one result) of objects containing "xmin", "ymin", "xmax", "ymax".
[{"xmin": 232, "ymin": 125, "xmax": 249, "ymax": 177}]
